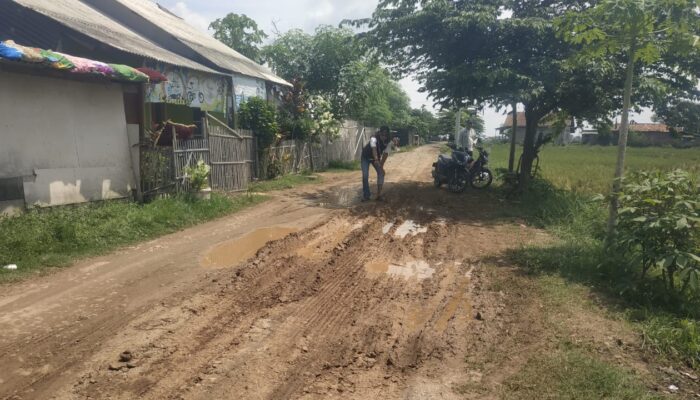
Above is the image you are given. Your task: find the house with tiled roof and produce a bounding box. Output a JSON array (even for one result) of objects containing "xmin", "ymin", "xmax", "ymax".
[
  {"xmin": 611, "ymin": 121, "xmax": 675, "ymax": 146},
  {"xmin": 496, "ymin": 112, "xmax": 572, "ymax": 145}
]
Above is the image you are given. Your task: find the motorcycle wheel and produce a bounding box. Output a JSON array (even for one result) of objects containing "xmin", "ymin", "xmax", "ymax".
[
  {"xmin": 448, "ymin": 171, "xmax": 467, "ymax": 193},
  {"xmin": 470, "ymin": 168, "xmax": 493, "ymax": 189}
]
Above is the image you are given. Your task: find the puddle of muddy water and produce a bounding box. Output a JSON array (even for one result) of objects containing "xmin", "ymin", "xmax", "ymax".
[
  {"xmin": 394, "ymin": 220, "xmax": 428, "ymax": 239},
  {"xmin": 315, "ymin": 187, "xmax": 361, "ymax": 208},
  {"xmin": 201, "ymin": 227, "xmax": 298, "ymax": 268},
  {"xmin": 364, "ymin": 260, "xmax": 435, "ymax": 280}
]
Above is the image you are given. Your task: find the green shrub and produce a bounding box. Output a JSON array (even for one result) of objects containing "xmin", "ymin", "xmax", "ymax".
[
  {"xmin": 239, "ymin": 97, "xmax": 279, "ymax": 151},
  {"xmin": 615, "ymin": 169, "xmax": 700, "ymax": 294}
]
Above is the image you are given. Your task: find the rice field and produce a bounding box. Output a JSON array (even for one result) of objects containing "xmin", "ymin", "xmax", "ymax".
[{"xmin": 487, "ymin": 143, "xmax": 700, "ymax": 194}]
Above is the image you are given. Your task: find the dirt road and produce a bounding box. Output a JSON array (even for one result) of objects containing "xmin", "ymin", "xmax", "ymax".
[{"xmin": 0, "ymin": 145, "xmax": 552, "ymax": 399}]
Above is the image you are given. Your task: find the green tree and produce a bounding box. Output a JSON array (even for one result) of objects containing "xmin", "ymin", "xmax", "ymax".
[
  {"xmin": 263, "ymin": 26, "xmax": 413, "ymax": 127},
  {"xmin": 558, "ymin": 0, "xmax": 700, "ymax": 238},
  {"xmin": 435, "ymin": 109, "xmax": 484, "ymax": 136},
  {"xmin": 405, "ymin": 107, "xmax": 438, "ymax": 138},
  {"xmin": 261, "ymin": 29, "xmax": 313, "ymax": 81},
  {"xmin": 656, "ymin": 101, "xmax": 700, "ymax": 139},
  {"xmin": 210, "ymin": 13, "xmax": 268, "ymax": 63},
  {"xmin": 361, "ymin": 0, "xmax": 620, "ymax": 190}
]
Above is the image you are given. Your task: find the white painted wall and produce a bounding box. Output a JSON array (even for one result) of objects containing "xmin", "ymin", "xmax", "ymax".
[{"xmin": 0, "ymin": 72, "xmax": 135, "ymax": 207}]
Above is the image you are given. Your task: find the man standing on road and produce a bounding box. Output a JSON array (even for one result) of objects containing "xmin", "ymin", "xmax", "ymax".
[{"xmin": 361, "ymin": 126, "xmax": 391, "ymax": 201}]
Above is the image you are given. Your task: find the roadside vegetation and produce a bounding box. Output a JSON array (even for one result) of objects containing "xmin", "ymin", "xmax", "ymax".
[
  {"xmin": 248, "ymin": 172, "xmax": 320, "ymax": 192},
  {"xmin": 0, "ymin": 194, "xmax": 266, "ymax": 283},
  {"xmin": 488, "ymin": 144, "xmax": 700, "ymax": 376},
  {"xmin": 325, "ymin": 160, "xmax": 361, "ymax": 172}
]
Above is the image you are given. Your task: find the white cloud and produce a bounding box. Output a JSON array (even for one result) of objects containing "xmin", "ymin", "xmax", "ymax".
[{"xmin": 169, "ymin": 1, "xmax": 212, "ymax": 33}]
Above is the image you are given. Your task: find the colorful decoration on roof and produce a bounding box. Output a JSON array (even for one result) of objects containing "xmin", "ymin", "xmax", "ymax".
[{"xmin": 0, "ymin": 40, "xmax": 148, "ymax": 83}]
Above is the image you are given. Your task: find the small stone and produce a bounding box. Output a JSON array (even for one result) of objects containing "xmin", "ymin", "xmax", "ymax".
[
  {"xmin": 119, "ymin": 351, "xmax": 133, "ymax": 362},
  {"xmin": 301, "ymin": 345, "xmax": 309, "ymax": 353},
  {"xmin": 616, "ymin": 338, "xmax": 624, "ymax": 346},
  {"xmin": 475, "ymin": 312, "xmax": 483, "ymax": 321},
  {"xmin": 669, "ymin": 385, "xmax": 679, "ymax": 392},
  {"xmin": 108, "ymin": 364, "xmax": 121, "ymax": 371},
  {"xmin": 89, "ymin": 379, "xmax": 97, "ymax": 384},
  {"xmin": 126, "ymin": 362, "xmax": 137, "ymax": 369}
]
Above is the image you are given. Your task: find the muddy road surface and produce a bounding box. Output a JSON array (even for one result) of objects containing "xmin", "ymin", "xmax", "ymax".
[{"xmin": 0, "ymin": 145, "xmax": 549, "ymax": 399}]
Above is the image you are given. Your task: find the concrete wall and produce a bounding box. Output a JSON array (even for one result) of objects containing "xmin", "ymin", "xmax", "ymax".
[{"xmin": 0, "ymin": 72, "xmax": 134, "ymax": 208}]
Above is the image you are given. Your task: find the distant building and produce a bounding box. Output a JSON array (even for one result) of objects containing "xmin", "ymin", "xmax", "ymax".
[
  {"xmin": 612, "ymin": 121, "xmax": 674, "ymax": 146},
  {"xmin": 496, "ymin": 112, "xmax": 572, "ymax": 145}
]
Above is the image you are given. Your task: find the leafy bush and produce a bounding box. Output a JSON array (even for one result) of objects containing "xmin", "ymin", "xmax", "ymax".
[
  {"xmin": 239, "ymin": 97, "xmax": 279, "ymax": 151},
  {"xmin": 615, "ymin": 169, "xmax": 700, "ymax": 294},
  {"xmin": 183, "ymin": 159, "xmax": 211, "ymax": 192}
]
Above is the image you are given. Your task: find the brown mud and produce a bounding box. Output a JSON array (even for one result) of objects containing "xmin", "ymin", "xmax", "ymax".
[{"xmin": 0, "ymin": 145, "xmax": 681, "ymax": 399}]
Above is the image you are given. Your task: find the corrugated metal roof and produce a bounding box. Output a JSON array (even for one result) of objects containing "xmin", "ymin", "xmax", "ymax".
[
  {"xmin": 112, "ymin": 0, "xmax": 292, "ymax": 87},
  {"xmin": 11, "ymin": 0, "xmax": 221, "ymax": 75}
]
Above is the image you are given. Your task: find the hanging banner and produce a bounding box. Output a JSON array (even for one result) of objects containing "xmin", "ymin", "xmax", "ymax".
[
  {"xmin": 145, "ymin": 64, "xmax": 227, "ymax": 113},
  {"xmin": 232, "ymin": 74, "xmax": 266, "ymax": 110}
]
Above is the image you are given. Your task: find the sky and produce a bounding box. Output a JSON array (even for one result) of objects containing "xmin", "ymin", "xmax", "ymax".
[{"xmin": 158, "ymin": 0, "xmax": 654, "ymax": 136}]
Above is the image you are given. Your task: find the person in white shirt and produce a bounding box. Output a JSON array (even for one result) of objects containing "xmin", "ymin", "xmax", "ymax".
[
  {"xmin": 456, "ymin": 127, "xmax": 476, "ymax": 156},
  {"xmin": 360, "ymin": 126, "xmax": 391, "ymax": 201}
]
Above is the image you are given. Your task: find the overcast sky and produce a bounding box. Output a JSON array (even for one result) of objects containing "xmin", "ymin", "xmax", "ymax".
[{"xmin": 159, "ymin": 0, "xmax": 653, "ymax": 136}]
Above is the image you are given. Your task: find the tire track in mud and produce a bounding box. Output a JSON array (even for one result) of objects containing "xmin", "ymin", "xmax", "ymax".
[
  {"xmin": 62, "ymin": 207, "xmax": 475, "ymax": 400},
  {"xmin": 3, "ymin": 146, "xmax": 555, "ymax": 400}
]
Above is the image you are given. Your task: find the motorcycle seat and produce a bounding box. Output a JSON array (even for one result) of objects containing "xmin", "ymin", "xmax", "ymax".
[
  {"xmin": 452, "ymin": 151, "xmax": 469, "ymax": 164},
  {"xmin": 438, "ymin": 154, "xmax": 451, "ymax": 164}
]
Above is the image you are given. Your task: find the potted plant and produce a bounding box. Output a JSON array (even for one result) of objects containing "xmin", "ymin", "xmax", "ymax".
[{"xmin": 183, "ymin": 159, "xmax": 211, "ymax": 200}]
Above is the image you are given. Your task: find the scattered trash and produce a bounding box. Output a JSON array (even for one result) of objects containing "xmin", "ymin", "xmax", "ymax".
[
  {"xmin": 669, "ymin": 384, "xmax": 679, "ymax": 392},
  {"xmin": 2, "ymin": 264, "xmax": 17, "ymax": 270}
]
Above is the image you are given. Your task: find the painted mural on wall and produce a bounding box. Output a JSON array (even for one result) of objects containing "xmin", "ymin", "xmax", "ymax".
[
  {"xmin": 145, "ymin": 64, "xmax": 227, "ymax": 113},
  {"xmin": 232, "ymin": 74, "xmax": 266, "ymax": 110}
]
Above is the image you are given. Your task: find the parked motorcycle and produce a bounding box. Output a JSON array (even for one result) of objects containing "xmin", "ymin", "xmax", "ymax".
[{"xmin": 432, "ymin": 146, "xmax": 493, "ymax": 192}]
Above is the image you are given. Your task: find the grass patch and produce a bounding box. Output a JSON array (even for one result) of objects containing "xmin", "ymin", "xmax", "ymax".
[
  {"xmin": 248, "ymin": 173, "xmax": 321, "ymax": 192},
  {"xmin": 502, "ymin": 347, "xmax": 659, "ymax": 400},
  {"xmin": 503, "ymin": 179, "xmax": 700, "ymax": 370},
  {"xmin": 490, "ymin": 143, "xmax": 700, "ymax": 371},
  {"xmin": 325, "ymin": 159, "xmax": 360, "ymax": 172},
  {"xmin": 488, "ymin": 143, "xmax": 700, "ymax": 194},
  {"xmin": 0, "ymin": 194, "xmax": 267, "ymax": 283}
]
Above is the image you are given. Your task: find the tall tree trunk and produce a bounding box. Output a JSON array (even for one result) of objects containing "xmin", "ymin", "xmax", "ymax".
[
  {"xmin": 517, "ymin": 106, "xmax": 540, "ymax": 191},
  {"xmin": 607, "ymin": 38, "xmax": 638, "ymax": 239},
  {"xmin": 454, "ymin": 107, "xmax": 461, "ymax": 138},
  {"xmin": 508, "ymin": 101, "xmax": 517, "ymax": 173}
]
